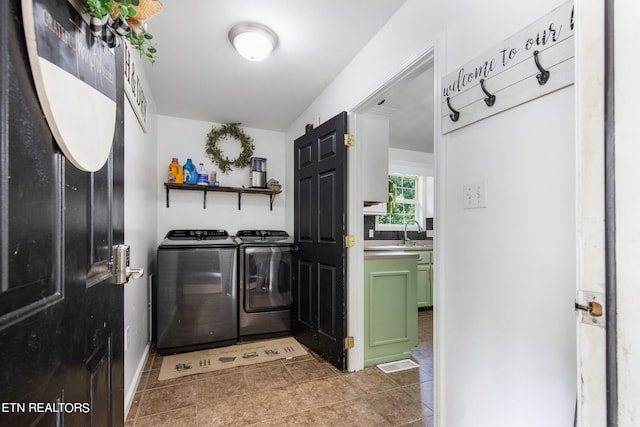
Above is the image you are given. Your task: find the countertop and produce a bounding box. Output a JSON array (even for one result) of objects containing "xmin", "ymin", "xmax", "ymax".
[
  {"xmin": 364, "ymin": 239, "xmax": 433, "ymax": 251},
  {"xmin": 364, "ymin": 251, "xmax": 421, "ymax": 261}
]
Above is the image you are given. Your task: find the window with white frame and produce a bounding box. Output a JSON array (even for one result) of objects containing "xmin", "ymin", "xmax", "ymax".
[{"xmin": 376, "ymin": 174, "xmax": 425, "ymax": 230}]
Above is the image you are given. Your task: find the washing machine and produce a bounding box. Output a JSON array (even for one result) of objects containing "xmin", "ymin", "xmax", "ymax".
[
  {"xmin": 156, "ymin": 229, "xmax": 237, "ymax": 355},
  {"xmin": 235, "ymin": 230, "xmax": 294, "ymax": 340}
]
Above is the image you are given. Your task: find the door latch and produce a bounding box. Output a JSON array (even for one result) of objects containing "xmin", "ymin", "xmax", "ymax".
[
  {"xmin": 574, "ymin": 301, "xmax": 603, "ymax": 317},
  {"xmin": 575, "ymin": 290, "xmax": 605, "ymax": 328}
]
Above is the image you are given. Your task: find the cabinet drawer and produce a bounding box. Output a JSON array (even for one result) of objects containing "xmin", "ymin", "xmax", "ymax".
[{"xmin": 416, "ymin": 250, "xmax": 432, "ymax": 264}]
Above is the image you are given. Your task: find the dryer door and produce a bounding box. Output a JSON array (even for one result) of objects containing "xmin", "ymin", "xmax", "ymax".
[{"xmin": 243, "ymin": 246, "xmax": 293, "ymax": 312}]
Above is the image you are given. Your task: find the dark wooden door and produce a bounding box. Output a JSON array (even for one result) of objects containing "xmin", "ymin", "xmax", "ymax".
[
  {"xmin": 293, "ymin": 112, "xmax": 348, "ymax": 371},
  {"xmin": 0, "ymin": 1, "xmax": 125, "ymax": 425}
]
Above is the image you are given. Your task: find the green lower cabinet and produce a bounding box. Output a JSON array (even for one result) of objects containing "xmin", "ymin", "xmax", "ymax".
[
  {"xmin": 364, "ymin": 257, "xmax": 418, "ymax": 367},
  {"xmin": 416, "ymin": 251, "xmax": 433, "ymax": 308}
]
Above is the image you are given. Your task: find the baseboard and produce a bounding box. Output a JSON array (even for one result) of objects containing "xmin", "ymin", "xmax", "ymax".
[{"xmin": 124, "ymin": 343, "xmax": 150, "ymax": 421}]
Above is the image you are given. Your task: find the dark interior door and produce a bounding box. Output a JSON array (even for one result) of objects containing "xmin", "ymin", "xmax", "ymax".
[
  {"xmin": 293, "ymin": 112, "xmax": 348, "ymax": 370},
  {"xmin": 0, "ymin": 1, "xmax": 125, "ymax": 425}
]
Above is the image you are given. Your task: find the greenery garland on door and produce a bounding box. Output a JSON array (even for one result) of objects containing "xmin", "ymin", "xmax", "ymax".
[{"xmin": 205, "ymin": 123, "xmax": 255, "ymax": 174}]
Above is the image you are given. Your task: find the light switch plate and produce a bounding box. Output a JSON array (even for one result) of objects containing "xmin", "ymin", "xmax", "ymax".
[{"xmin": 463, "ymin": 181, "xmax": 487, "ymax": 209}]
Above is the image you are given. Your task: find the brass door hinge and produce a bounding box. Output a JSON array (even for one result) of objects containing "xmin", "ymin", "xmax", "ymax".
[
  {"xmin": 344, "ymin": 133, "xmax": 354, "ymax": 147},
  {"xmin": 345, "ymin": 235, "xmax": 355, "ymax": 248},
  {"xmin": 344, "ymin": 336, "xmax": 354, "ymax": 349}
]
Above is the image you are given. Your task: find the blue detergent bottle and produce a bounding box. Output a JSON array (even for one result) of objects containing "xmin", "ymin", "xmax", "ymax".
[
  {"xmin": 183, "ymin": 158, "xmax": 198, "ymax": 184},
  {"xmin": 197, "ymin": 163, "xmax": 209, "ymax": 186}
]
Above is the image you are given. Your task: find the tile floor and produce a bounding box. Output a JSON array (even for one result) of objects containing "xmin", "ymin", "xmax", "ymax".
[{"xmin": 125, "ymin": 310, "xmax": 434, "ymax": 426}]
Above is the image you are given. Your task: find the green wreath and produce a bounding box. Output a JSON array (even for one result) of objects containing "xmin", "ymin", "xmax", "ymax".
[{"xmin": 205, "ymin": 123, "xmax": 255, "ymax": 174}]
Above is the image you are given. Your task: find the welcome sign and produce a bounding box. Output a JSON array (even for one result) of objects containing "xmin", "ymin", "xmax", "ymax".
[
  {"xmin": 22, "ymin": 0, "xmax": 117, "ymax": 172},
  {"xmin": 441, "ymin": 1, "xmax": 574, "ymax": 134},
  {"xmin": 124, "ymin": 40, "xmax": 149, "ymax": 132}
]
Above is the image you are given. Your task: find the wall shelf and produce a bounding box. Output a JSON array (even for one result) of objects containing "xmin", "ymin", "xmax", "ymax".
[{"xmin": 164, "ymin": 183, "xmax": 281, "ymax": 210}]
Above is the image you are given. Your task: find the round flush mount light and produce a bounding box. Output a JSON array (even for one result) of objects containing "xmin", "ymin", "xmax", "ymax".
[{"xmin": 228, "ymin": 23, "xmax": 278, "ymax": 61}]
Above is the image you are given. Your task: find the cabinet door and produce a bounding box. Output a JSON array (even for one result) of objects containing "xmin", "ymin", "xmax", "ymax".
[
  {"xmin": 417, "ymin": 251, "xmax": 433, "ymax": 308},
  {"xmin": 417, "ymin": 264, "xmax": 429, "ymax": 308},
  {"xmin": 364, "ymin": 259, "xmax": 418, "ymax": 366},
  {"xmin": 425, "ymin": 264, "xmax": 433, "ymax": 307}
]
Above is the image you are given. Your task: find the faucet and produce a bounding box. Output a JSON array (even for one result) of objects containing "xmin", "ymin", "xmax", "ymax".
[{"xmin": 403, "ymin": 220, "xmax": 423, "ymax": 246}]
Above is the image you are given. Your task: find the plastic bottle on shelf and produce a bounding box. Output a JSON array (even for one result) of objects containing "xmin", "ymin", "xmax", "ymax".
[
  {"xmin": 197, "ymin": 163, "xmax": 209, "ymax": 186},
  {"xmin": 183, "ymin": 158, "xmax": 198, "ymax": 185},
  {"xmin": 168, "ymin": 158, "xmax": 183, "ymax": 184}
]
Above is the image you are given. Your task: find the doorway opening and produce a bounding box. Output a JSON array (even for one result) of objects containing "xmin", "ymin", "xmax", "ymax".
[{"xmin": 347, "ymin": 47, "xmax": 436, "ymax": 376}]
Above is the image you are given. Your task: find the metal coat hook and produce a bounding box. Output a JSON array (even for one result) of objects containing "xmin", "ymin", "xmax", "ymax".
[
  {"xmin": 479, "ymin": 79, "xmax": 496, "ymax": 107},
  {"xmin": 446, "ymin": 97, "xmax": 460, "ymax": 122},
  {"xmin": 533, "ymin": 50, "xmax": 550, "ymax": 85}
]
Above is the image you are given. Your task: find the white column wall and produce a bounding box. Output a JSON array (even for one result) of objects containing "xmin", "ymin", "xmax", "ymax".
[{"xmin": 123, "ymin": 100, "xmax": 158, "ymax": 416}]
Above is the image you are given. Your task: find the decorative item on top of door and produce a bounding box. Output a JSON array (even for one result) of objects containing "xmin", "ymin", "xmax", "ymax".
[
  {"xmin": 21, "ymin": 0, "xmax": 163, "ymax": 172},
  {"xmin": 81, "ymin": 0, "xmax": 162, "ymax": 62},
  {"xmin": 22, "ymin": 0, "xmax": 116, "ymax": 172}
]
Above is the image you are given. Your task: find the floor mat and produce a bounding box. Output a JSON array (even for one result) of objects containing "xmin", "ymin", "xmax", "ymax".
[{"xmin": 158, "ymin": 337, "xmax": 307, "ymax": 380}]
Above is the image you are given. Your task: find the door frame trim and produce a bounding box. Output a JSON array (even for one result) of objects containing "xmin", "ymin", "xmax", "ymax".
[{"xmin": 347, "ymin": 45, "xmax": 435, "ymax": 373}]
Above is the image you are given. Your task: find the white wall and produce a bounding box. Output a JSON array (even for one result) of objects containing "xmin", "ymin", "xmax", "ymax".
[
  {"xmin": 284, "ymin": 0, "xmax": 575, "ymax": 425},
  {"xmin": 123, "ymin": 98, "xmax": 158, "ymax": 415},
  {"xmin": 442, "ymin": 88, "xmax": 576, "ymax": 426},
  {"xmin": 156, "ymin": 115, "xmax": 287, "ymax": 242},
  {"xmin": 389, "ymin": 148, "xmax": 434, "ymax": 176}
]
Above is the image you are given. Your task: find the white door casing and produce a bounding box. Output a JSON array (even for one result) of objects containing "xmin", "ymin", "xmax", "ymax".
[{"xmin": 574, "ymin": 1, "xmax": 606, "ymax": 425}]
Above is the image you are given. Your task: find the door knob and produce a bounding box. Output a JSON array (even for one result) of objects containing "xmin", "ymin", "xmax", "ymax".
[
  {"xmin": 126, "ymin": 267, "xmax": 144, "ymax": 280},
  {"xmin": 112, "ymin": 245, "xmax": 144, "ymax": 285}
]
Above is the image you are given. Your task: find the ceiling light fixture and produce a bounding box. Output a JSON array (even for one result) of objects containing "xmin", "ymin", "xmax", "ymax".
[{"xmin": 228, "ymin": 23, "xmax": 278, "ymax": 61}]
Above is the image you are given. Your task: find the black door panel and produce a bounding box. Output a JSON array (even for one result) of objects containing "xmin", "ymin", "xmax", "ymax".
[
  {"xmin": 0, "ymin": 1, "xmax": 125, "ymax": 424},
  {"xmin": 318, "ymin": 171, "xmax": 338, "ymax": 242},
  {"xmin": 293, "ymin": 111, "xmax": 348, "ymax": 371}
]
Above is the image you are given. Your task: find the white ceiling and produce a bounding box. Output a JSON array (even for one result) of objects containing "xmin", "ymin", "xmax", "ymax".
[{"xmin": 141, "ymin": 0, "xmax": 407, "ymax": 132}]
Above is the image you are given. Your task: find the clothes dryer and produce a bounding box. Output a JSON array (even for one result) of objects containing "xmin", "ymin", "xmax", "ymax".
[{"xmin": 235, "ymin": 230, "xmax": 294, "ymax": 339}]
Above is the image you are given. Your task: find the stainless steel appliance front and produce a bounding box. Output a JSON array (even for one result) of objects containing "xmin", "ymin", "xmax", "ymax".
[
  {"xmin": 156, "ymin": 230, "xmax": 237, "ymax": 354},
  {"xmin": 236, "ymin": 230, "xmax": 293, "ymax": 339}
]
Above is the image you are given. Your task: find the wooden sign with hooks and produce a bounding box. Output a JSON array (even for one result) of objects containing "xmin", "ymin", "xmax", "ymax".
[{"xmin": 441, "ymin": 1, "xmax": 574, "ymax": 134}]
